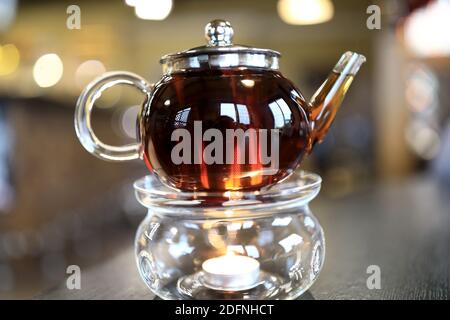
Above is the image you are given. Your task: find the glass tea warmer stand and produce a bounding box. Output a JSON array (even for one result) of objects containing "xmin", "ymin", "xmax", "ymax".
[
  {"xmin": 134, "ymin": 170, "xmax": 324, "ymax": 300},
  {"xmin": 74, "ymin": 20, "xmax": 365, "ymax": 300}
]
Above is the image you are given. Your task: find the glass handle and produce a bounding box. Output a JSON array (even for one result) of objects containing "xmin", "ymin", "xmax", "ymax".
[{"xmin": 74, "ymin": 71, "xmax": 152, "ymax": 161}]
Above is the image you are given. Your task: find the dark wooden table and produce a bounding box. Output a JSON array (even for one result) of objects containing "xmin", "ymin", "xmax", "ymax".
[{"xmin": 37, "ymin": 175, "xmax": 450, "ymax": 299}]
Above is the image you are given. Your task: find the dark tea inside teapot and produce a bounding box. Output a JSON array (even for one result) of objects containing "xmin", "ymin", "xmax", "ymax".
[{"xmin": 75, "ymin": 20, "xmax": 366, "ymax": 191}]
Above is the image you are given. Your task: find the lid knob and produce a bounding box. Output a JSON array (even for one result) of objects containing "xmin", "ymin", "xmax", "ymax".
[{"xmin": 205, "ymin": 19, "xmax": 234, "ymax": 47}]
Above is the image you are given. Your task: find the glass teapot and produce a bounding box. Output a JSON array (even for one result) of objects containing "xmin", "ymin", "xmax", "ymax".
[{"xmin": 75, "ymin": 19, "xmax": 366, "ymax": 191}]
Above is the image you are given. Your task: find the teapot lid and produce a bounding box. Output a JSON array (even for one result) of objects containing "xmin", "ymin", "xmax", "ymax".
[{"xmin": 160, "ymin": 20, "xmax": 280, "ymax": 74}]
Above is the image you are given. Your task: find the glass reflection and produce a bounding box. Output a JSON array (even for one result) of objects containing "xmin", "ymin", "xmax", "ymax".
[
  {"xmin": 174, "ymin": 107, "xmax": 190, "ymax": 127},
  {"xmin": 220, "ymin": 103, "xmax": 237, "ymax": 121},
  {"xmin": 269, "ymin": 98, "xmax": 292, "ymax": 128},
  {"xmin": 220, "ymin": 103, "xmax": 251, "ymax": 125},
  {"xmin": 278, "ymin": 234, "xmax": 303, "ymax": 253}
]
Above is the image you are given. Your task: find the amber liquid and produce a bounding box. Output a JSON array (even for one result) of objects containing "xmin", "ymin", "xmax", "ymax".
[
  {"xmin": 140, "ymin": 68, "xmax": 312, "ymax": 191},
  {"xmin": 308, "ymin": 71, "xmax": 354, "ymax": 146}
]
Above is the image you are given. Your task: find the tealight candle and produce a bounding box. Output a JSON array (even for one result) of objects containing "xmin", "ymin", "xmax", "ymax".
[{"xmin": 201, "ymin": 255, "xmax": 260, "ymax": 291}]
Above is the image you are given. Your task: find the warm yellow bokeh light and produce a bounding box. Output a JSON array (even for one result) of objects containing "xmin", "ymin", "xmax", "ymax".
[
  {"xmin": 124, "ymin": 0, "xmax": 138, "ymax": 6},
  {"xmin": 0, "ymin": 44, "xmax": 20, "ymax": 76},
  {"xmin": 134, "ymin": 0, "xmax": 172, "ymax": 20},
  {"xmin": 33, "ymin": 53, "xmax": 64, "ymax": 88},
  {"xmin": 277, "ymin": 0, "xmax": 334, "ymax": 25}
]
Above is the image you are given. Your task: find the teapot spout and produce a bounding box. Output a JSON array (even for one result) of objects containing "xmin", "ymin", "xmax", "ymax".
[{"xmin": 308, "ymin": 51, "xmax": 366, "ymax": 148}]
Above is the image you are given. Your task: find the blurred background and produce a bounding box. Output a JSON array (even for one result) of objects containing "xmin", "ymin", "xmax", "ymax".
[{"xmin": 0, "ymin": 0, "xmax": 449, "ymax": 298}]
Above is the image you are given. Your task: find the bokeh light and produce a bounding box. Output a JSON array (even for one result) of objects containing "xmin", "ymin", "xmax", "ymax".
[
  {"xmin": 405, "ymin": 120, "xmax": 441, "ymax": 160},
  {"xmin": 404, "ymin": 0, "xmax": 450, "ymax": 57},
  {"xmin": 124, "ymin": 0, "xmax": 138, "ymax": 6},
  {"xmin": 0, "ymin": 44, "xmax": 20, "ymax": 76},
  {"xmin": 33, "ymin": 53, "xmax": 63, "ymax": 88},
  {"xmin": 120, "ymin": 105, "xmax": 140, "ymax": 139},
  {"xmin": 75, "ymin": 60, "xmax": 106, "ymax": 90},
  {"xmin": 405, "ymin": 64, "xmax": 438, "ymax": 113},
  {"xmin": 134, "ymin": 0, "xmax": 172, "ymax": 21},
  {"xmin": 0, "ymin": 0, "xmax": 17, "ymax": 32},
  {"xmin": 277, "ymin": 0, "xmax": 334, "ymax": 25}
]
